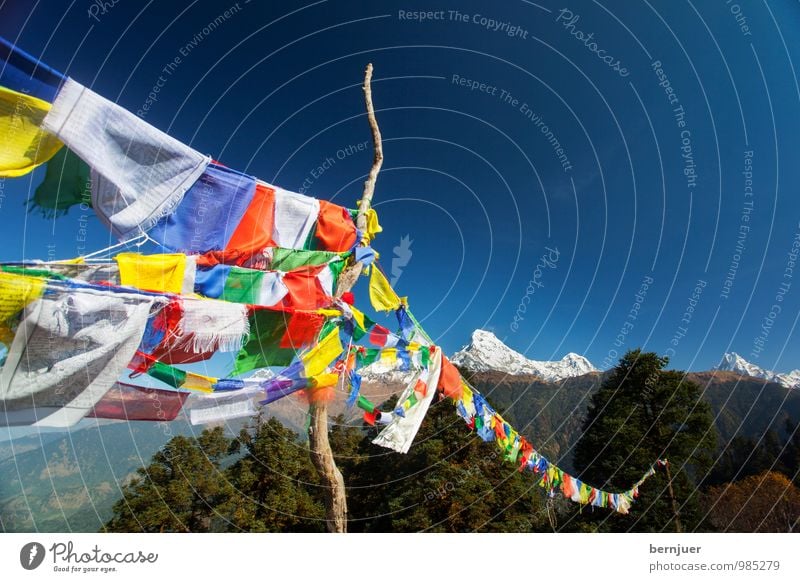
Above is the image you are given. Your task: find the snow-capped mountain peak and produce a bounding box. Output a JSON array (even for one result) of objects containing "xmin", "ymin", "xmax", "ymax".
[
  {"xmin": 717, "ymin": 352, "xmax": 800, "ymax": 389},
  {"xmin": 450, "ymin": 330, "xmax": 597, "ymax": 381}
]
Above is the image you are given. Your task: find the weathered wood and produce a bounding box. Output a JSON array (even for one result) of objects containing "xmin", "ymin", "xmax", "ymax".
[
  {"xmin": 308, "ymin": 63, "xmax": 383, "ymax": 533},
  {"xmin": 664, "ymin": 460, "xmax": 683, "ymax": 533}
]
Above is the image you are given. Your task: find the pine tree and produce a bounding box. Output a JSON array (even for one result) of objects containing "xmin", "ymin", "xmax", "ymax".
[
  {"xmin": 224, "ymin": 415, "xmax": 325, "ymax": 532},
  {"xmin": 572, "ymin": 349, "xmax": 717, "ymax": 532},
  {"xmin": 105, "ymin": 427, "xmax": 234, "ymax": 532},
  {"xmin": 342, "ymin": 398, "xmax": 550, "ymax": 532}
]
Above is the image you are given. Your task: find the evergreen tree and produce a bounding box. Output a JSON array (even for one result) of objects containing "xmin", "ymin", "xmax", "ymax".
[
  {"xmin": 224, "ymin": 415, "xmax": 325, "ymax": 532},
  {"xmin": 572, "ymin": 349, "xmax": 717, "ymax": 532},
  {"xmin": 343, "ymin": 398, "xmax": 550, "ymax": 532},
  {"xmin": 105, "ymin": 427, "xmax": 234, "ymax": 532}
]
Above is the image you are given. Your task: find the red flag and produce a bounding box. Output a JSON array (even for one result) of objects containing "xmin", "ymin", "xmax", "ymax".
[
  {"xmin": 88, "ymin": 383, "xmax": 188, "ymax": 421},
  {"xmin": 279, "ymin": 311, "xmax": 326, "ymax": 349},
  {"xmin": 368, "ymin": 324, "xmax": 397, "ymax": 348},
  {"xmin": 314, "ymin": 200, "xmax": 357, "ymax": 251}
]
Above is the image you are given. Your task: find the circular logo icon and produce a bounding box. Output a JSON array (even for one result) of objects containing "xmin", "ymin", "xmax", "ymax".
[{"xmin": 20, "ymin": 542, "xmax": 46, "ymax": 570}]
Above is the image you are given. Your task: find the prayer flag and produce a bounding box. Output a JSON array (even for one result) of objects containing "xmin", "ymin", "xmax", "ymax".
[
  {"xmin": 88, "ymin": 382, "xmax": 188, "ymax": 421},
  {"xmin": 368, "ymin": 265, "xmax": 402, "ymax": 312},
  {"xmin": 28, "ymin": 147, "xmax": 91, "ymax": 217},
  {"xmin": 234, "ymin": 309, "xmax": 296, "ymax": 374},
  {"xmin": 147, "ymin": 163, "xmax": 256, "ymax": 254},
  {"xmin": 0, "ymin": 287, "xmax": 157, "ymax": 427},
  {"xmin": 301, "ymin": 326, "xmax": 344, "ymax": 377},
  {"xmin": 438, "ymin": 355, "xmax": 463, "ymax": 400},
  {"xmin": 313, "ymin": 200, "xmax": 357, "ymax": 251},
  {"xmin": 116, "ymin": 252, "xmax": 187, "ymax": 294},
  {"xmin": 0, "ymin": 85, "xmax": 63, "ymax": 177},
  {"xmin": 42, "ymin": 77, "xmax": 210, "ymax": 240}
]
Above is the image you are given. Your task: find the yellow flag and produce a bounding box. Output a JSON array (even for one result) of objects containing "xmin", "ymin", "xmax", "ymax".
[
  {"xmin": 182, "ymin": 371, "xmax": 216, "ymax": 393},
  {"xmin": 301, "ymin": 327, "xmax": 344, "ymax": 377},
  {"xmin": 364, "ymin": 208, "xmax": 382, "ymax": 242},
  {"xmin": 0, "ymin": 86, "xmax": 63, "ymax": 177},
  {"xmin": 368, "ymin": 266, "xmax": 402, "ymax": 312},
  {"xmin": 379, "ymin": 348, "xmax": 398, "ymax": 367},
  {"xmin": 349, "ymin": 304, "xmax": 368, "ymax": 332},
  {"xmin": 310, "ymin": 373, "xmax": 339, "ymax": 388},
  {"xmin": 0, "ymin": 272, "xmax": 46, "ymax": 342},
  {"xmin": 460, "ymin": 384, "xmax": 473, "ymax": 407},
  {"xmin": 116, "ymin": 253, "xmax": 187, "ymax": 294}
]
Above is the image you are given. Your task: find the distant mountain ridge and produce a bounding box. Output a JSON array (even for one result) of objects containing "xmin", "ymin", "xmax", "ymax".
[
  {"xmin": 4, "ymin": 332, "xmax": 800, "ymax": 532},
  {"xmin": 717, "ymin": 352, "xmax": 800, "ymax": 389},
  {"xmin": 450, "ymin": 330, "xmax": 597, "ymax": 381}
]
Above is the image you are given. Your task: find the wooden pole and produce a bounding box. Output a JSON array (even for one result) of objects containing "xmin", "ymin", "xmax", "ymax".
[
  {"xmin": 663, "ymin": 461, "xmax": 683, "ymax": 533},
  {"xmin": 308, "ymin": 63, "xmax": 383, "ymax": 533}
]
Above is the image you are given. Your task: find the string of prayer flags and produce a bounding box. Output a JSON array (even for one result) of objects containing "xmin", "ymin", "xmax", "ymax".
[
  {"xmin": 0, "ymin": 85, "xmax": 63, "ymax": 177},
  {"xmin": 0, "ymin": 36, "xmax": 65, "ymax": 102},
  {"xmin": 450, "ymin": 373, "xmax": 666, "ymax": 513},
  {"xmin": 0, "ymin": 286, "xmax": 159, "ymax": 427},
  {"xmin": 88, "ymin": 382, "xmax": 188, "ymax": 422},
  {"xmin": 41, "ymin": 77, "xmax": 211, "ymax": 240},
  {"xmin": 128, "ymin": 352, "xmax": 216, "ymax": 393},
  {"xmin": 397, "ymin": 310, "xmax": 668, "ymax": 514},
  {"xmin": 256, "ymin": 360, "xmax": 342, "ymax": 406},
  {"xmin": 213, "ymin": 263, "xmax": 339, "ymax": 310},
  {"xmin": 21, "ymin": 253, "xmax": 341, "ymax": 312}
]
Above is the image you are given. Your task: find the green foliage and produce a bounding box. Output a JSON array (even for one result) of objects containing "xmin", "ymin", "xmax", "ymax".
[
  {"xmin": 339, "ymin": 401, "xmax": 549, "ymax": 532},
  {"xmin": 708, "ymin": 419, "xmax": 800, "ymax": 488},
  {"xmin": 105, "ymin": 427, "xmax": 235, "ymax": 532},
  {"xmin": 106, "ymin": 403, "xmax": 550, "ymax": 532},
  {"xmin": 572, "ymin": 350, "xmax": 718, "ymax": 532},
  {"xmin": 105, "ymin": 419, "xmax": 326, "ymax": 533},
  {"xmin": 223, "ymin": 415, "xmax": 325, "ymax": 532}
]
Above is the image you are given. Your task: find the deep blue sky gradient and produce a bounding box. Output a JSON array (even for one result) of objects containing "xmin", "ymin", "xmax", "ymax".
[{"xmin": 1, "ymin": 0, "xmax": 800, "ymax": 373}]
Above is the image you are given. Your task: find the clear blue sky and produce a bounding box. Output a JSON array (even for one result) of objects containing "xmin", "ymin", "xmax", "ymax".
[{"xmin": 2, "ymin": 0, "xmax": 799, "ymax": 373}]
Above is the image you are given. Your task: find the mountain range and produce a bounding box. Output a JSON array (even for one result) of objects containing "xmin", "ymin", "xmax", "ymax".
[
  {"xmin": 451, "ymin": 330, "xmax": 597, "ymax": 380},
  {"xmin": 717, "ymin": 352, "xmax": 800, "ymax": 390},
  {"xmin": 2, "ymin": 330, "xmax": 800, "ymax": 532},
  {"xmin": 450, "ymin": 331, "xmax": 800, "ymax": 391}
]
